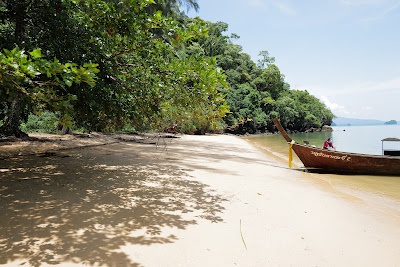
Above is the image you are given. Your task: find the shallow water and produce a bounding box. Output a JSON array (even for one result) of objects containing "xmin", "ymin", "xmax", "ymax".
[{"xmin": 245, "ymin": 128, "xmax": 400, "ymax": 217}]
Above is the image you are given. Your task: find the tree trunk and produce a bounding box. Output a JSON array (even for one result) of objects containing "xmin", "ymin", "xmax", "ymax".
[
  {"xmin": 0, "ymin": 97, "xmax": 28, "ymax": 138},
  {"xmin": 10, "ymin": 0, "xmax": 27, "ymax": 45},
  {"xmin": 62, "ymin": 126, "xmax": 71, "ymax": 135}
]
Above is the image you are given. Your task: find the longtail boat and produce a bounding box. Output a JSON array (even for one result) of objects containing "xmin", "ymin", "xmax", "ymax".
[{"xmin": 273, "ymin": 118, "xmax": 400, "ymax": 175}]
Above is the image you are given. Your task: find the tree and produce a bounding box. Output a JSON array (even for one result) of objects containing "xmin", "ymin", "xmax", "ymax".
[
  {"xmin": 187, "ymin": 19, "xmax": 334, "ymax": 132},
  {"xmin": 257, "ymin": 50, "xmax": 275, "ymax": 69},
  {"xmin": 147, "ymin": 0, "xmax": 199, "ymax": 16},
  {"xmin": 0, "ymin": 47, "xmax": 98, "ymax": 137},
  {"xmin": 0, "ymin": 0, "xmax": 229, "ymax": 136}
]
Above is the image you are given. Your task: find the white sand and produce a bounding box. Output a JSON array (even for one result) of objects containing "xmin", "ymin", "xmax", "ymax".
[
  {"xmin": 121, "ymin": 135, "xmax": 400, "ymax": 266},
  {"xmin": 1, "ymin": 134, "xmax": 400, "ymax": 266}
]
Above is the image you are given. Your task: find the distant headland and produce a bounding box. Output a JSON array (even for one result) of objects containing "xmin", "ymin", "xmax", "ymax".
[
  {"xmin": 384, "ymin": 120, "xmax": 397, "ymax": 125},
  {"xmin": 332, "ymin": 117, "xmax": 399, "ymax": 126}
]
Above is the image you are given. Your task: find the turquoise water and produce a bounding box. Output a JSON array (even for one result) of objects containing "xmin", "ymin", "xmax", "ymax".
[{"xmin": 245, "ymin": 125, "xmax": 400, "ymax": 208}]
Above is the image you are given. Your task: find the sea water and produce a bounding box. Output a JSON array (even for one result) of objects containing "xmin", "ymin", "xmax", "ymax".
[
  {"xmin": 245, "ymin": 125, "xmax": 400, "ymax": 218},
  {"xmin": 331, "ymin": 125, "xmax": 400, "ymax": 155},
  {"xmin": 246, "ymin": 124, "xmax": 400, "ymax": 160}
]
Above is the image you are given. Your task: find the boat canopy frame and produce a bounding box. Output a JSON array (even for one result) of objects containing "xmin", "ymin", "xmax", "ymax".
[{"xmin": 381, "ymin": 138, "xmax": 400, "ymax": 156}]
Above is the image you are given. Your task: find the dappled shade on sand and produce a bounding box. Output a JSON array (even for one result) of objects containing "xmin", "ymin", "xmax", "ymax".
[{"xmin": 0, "ymin": 143, "xmax": 227, "ymax": 266}]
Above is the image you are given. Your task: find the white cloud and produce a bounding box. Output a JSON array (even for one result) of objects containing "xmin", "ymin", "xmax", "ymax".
[
  {"xmin": 272, "ymin": 2, "xmax": 296, "ymax": 15},
  {"xmin": 321, "ymin": 96, "xmax": 349, "ymax": 114},
  {"xmin": 361, "ymin": 1, "xmax": 400, "ymax": 21},
  {"xmin": 354, "ymin": 77, "xmax": 400, "ymax": 94},
  {"xmin": 311, "ymin": 76, "xmax": 400, "ymax": 96},
  {"xmin": 246, "ymin": 0, "xmax": 296, "ymax": 15},
  {"xmin": 362, "ymin": 106, "xmax": 373, "ymax": 111},
  {"xmin": 339, "ymin": 0, "xmax": 385, "ymax": 6},
  {"xmin": 337, "ymin": 0, "xmax": 400, "ymax": 22},
  {"xmin": 296, "ymin": 76, "xmax": 400, "ymax": 120}
]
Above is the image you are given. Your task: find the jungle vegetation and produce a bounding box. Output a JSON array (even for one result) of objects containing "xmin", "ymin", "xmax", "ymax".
[
  {"xmin": 183, "ymin": 20, "xmax": 334, "ymax": 132},
  {"xmin": 0, "ymin": 0, "xmax": 333, "ymax": 137}
]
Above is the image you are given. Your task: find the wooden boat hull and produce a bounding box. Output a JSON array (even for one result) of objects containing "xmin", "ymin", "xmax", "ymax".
[
  {"xmin": 291, "ymin": 143, "xmax": 400, "ymax": 175},
  {"xmin": 273, "ymin": 118, "xmax": 400, "ymax": 176}
]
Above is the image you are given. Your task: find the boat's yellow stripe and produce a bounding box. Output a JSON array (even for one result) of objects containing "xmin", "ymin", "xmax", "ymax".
[{"xmin": 289, "ymin": 140, "xmax": 295, "ymax": 168}]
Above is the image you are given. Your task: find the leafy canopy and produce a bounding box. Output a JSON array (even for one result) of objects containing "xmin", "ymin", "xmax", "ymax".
[{"xmin": 0, "ymin": 0, "xmax": 228, "ymax": 135}]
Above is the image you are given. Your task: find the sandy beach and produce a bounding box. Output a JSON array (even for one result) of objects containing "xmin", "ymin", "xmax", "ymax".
[{"xmin": 1, "ymin": 134, "xmax": 400, "ymax": 266}]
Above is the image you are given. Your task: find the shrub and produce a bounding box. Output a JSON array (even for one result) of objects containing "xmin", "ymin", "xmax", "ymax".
[{"xmin": 20, "ymin": 112, "xmax": 58, "ymax": 133}]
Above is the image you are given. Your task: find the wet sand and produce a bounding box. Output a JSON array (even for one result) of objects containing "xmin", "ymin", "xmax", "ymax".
[{"xmin": 1, "ymin": 134, "xmax": 400, "ymax": 266}]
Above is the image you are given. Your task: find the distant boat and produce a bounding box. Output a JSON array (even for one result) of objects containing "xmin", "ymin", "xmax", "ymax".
[{"xmin": 273, "ymin": 118, "xmax": 400, "ymax": 176}]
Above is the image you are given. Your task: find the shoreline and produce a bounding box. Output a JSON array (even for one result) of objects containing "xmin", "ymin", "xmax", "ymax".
[
  {"xmin": 1, "ymin": 134, "xmax": 400, "ymax": 266},
  {"xmin": 245, "ymin": 134, "xmax": 400, "ymax": 221}
]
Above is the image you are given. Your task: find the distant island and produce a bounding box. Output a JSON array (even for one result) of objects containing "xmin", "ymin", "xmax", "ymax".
[
  {"xmin": 385, "ymin": 120, "xmax": 397, "ymax": 125},
  {"xmin": 332, "ymin": 117, "xmax": 399, "ymax": 126}
]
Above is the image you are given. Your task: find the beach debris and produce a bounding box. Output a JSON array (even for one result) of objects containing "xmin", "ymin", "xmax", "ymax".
[
  {"xmin": 240, "ymin": 219, "xmax": 247, "ymax": 250},
  {"xmin": 37, "ymin": 152, "xmax": 57, "ymax": 157}
]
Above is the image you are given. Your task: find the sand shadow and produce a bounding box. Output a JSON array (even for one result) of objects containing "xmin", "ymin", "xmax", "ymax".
[
  {"xmin": 0, "ymin": 143, "xmax": 227, "ymax": 266},
  {"xmin": 157, "ymin": 137, "xmax": 295, "ymax": 175}
]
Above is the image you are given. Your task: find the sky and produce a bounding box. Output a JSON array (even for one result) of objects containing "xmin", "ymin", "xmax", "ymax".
[{"xmin": 187, "ymin": 0, "xmax": 400, "ymax": 121}]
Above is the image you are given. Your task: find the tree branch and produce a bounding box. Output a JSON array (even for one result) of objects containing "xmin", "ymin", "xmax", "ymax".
[{"xmin": 105, "ymin": 36, "xmax": 166, "ymax": 62}]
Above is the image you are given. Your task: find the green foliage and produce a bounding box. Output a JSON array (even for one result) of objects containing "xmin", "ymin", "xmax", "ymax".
[
  {"xmin": 0, "ymin": 46, "xmax": 98, "ymax": 136},
  {"xmin": 156, "ymin": 55, "xmax": 229, "ymax": 134},
  {"xmin": 187, "ymin": 18, "xmax": 334, "ymax": 132},
  {"xmin": 0, "ymin": 0, "xmax": 332, "ymax": 136},
  {"xmin": 257, "ymin": 51, "xmax": 275, "ymax": 69},
  {"xmin": 0, "ymin": 0, "xmax": 228, "ymax": 136},
  {"xmin": 20, "ymin": 112, "xmax": 58, "ymax": 133}
]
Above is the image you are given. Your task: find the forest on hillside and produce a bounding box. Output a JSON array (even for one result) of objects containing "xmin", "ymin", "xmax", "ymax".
[{"xmin": 0, "ymin": 0, "xmax": 334, "ymax": 137}]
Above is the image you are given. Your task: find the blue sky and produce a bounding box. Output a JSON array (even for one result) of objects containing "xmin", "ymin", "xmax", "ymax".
[{"xmin": 187, "ymin": 0, "xmax": 400, "ymax": 121}]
